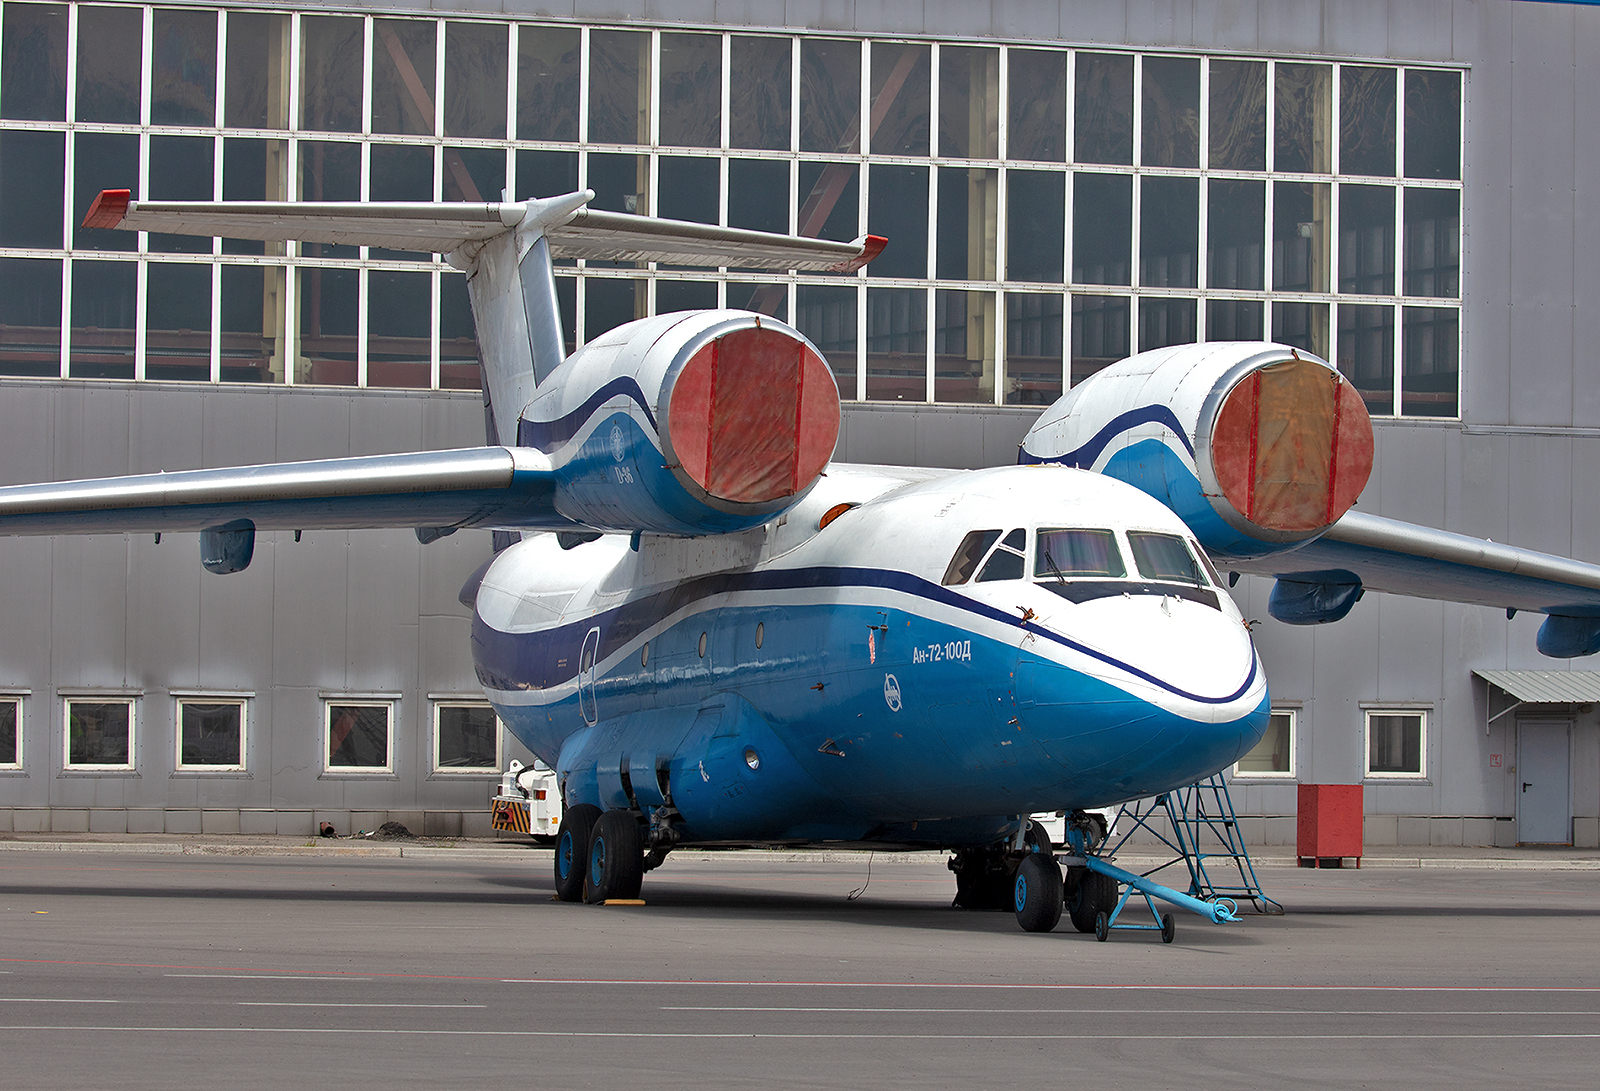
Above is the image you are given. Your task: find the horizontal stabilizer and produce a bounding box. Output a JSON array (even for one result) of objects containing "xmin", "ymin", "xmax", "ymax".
[
  {"xmin": 81, "ymin": 189, "xmax": 885, "ymax": 271},
  {"xmin": 0, "ymin": 447, "xmax": 574, "ymax": 535}
]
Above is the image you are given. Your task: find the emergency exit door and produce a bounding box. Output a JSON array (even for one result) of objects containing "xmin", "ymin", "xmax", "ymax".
[{"xmin": 1516, "ymin": 719, "xmax": 1571, "ymax": 845}]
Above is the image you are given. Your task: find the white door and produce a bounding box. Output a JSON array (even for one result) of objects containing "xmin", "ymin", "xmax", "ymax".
[{"xmin": 1516, "ymin": 719, "xmax": 1571, "ymax": 845}]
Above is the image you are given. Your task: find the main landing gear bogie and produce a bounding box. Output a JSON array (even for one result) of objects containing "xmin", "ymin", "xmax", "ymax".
[
  {"xmin": 555, "ymin": 804, "xmax": 672, "ymax": 904},
  {"xmin": 949, "ymin": 822, "xmax": 1053, "ymax": 911}
]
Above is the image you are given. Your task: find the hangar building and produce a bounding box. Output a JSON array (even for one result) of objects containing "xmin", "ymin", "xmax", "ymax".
[{"xmin": 0, "ymin": 0, "xmax": 1596, "ymax": 847}]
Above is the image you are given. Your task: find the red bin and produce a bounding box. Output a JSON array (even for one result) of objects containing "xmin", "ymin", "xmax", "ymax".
[{"xmin": 1296, "ymin": 784, "xmax": 1363, "ymax": 868}]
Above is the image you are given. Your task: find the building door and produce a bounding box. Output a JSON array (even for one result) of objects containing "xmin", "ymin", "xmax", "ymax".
[{"xmin": 1516, "ymin": 719, "xmax": 1571, "ymax": 845}]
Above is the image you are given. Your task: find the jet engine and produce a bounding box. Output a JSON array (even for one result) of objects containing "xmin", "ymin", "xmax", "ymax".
[
  {"xmin": 518, "ymin": 310, "xmax": 839, "ymax": 536},
  {"xmin": 1019, "ymin": 343, "xmax": 1374, "ymax": 561}
]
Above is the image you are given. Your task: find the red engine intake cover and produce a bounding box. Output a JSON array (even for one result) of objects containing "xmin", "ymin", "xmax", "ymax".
[
  {"xmin": 666, "ymin": 325, "xmax": 840, "ymax": 505},
  {"xmin": 1210, "ymin": 355, "xmax": 1374, "ymax": 533}
]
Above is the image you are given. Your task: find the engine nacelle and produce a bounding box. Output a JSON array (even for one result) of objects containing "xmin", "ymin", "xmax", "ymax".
[
  {"xmin": 518, "ymin": 310, "xmax": 839, "ymax": 536},
  {"xmin": 1020, "ymin": 343, "xmax": 1374, "ymax": 561}
]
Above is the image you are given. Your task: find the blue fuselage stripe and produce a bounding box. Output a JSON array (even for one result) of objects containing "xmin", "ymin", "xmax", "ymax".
[
  {"xmin": 1020, "ymin": 404, "xmax": 1194, "ymax": 467},
  {"xmin": 518, "ymin": 375, "xmax": 661, "ymax": 452},
  {"xmin": 475, "ymin": 563, "xmax": 1257, "ymax": 706}
]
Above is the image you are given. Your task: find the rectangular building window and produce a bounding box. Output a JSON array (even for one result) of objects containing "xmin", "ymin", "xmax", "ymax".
[
  {"xmin": 1073, "ymin": 172, "xmax": 1132, "ymax": 285},
  {"xmin": 433, "ymin": 703, "xmax": 501, "ymax": 773},
  {"xmin": 444, "ymin": 21, "xmax": 508, "ymax": 140},
  {"xmin": 151, "ymin": 7, "xmax": 217, "ymax": 127},
  {"xmin": 1074, "ymin": 52, "xmax": 1132, "ymax": 165},
  {"xmin": 0, "ymin": 130, "xmax": 65, "ymax": 250},
  {"xmin": 869, "ymin": 42, "xmax": 929, "ymax": 157},
  {"xmin": 1402, "ymin": 306, "xmax": 1459, "ymax": 418},
  {"xmin": 795, "ymin": 283, "xmax": 857, "ymax": 397},
  {"xmin": 299, "ymin": 15, "xmax": 363, "ymax": 133},
  {"xmin": 176, "ymin": 698, "xmax": 246, "ymax": 771},
  {"xmin": 65, "ymin": 698, "xmax": 135, "ymax": 770},
  {"xmin": 516, "ymin": 24, "xmax": 580, "ymax": 142},
  {"xmin": 1008, "ymin": 48, "xmax": 1066, "ymax": 162},
  {"xmin": 1235, "ymin": 709, "xmax": 1295, "ymax": 778},
  {"xmin": 589, "ymin": 28, "xmax": 649, "ymax": 145},
  {"xmin": 0, "ymin": 697, "xmax": 21, "ymax": 769},
  {"xmin": 0, "ymin": 256, "xmax": 63, "ymax": 378},
  {"xmin": 729, "ymin": 35, "xmax": 791, "ymax": 151},
  {"xmin": 1340, "ymin": 66, "xmax": 1396, "ymax": 177},
  {"xmin": 659, "ymin": 32, "xmax": 721, "ymax": 148},
  {"xmin": 938, "ymin": 45, "xmax": 998, "ymax": 159},
  {"xmin": 1142, "ymin": 56, "xmax": 1199, "ymax": 168},
  {"xmin": 1007, "ymin": 291, "xmax": 1064, "ymax": 404},
  {"xmin": 1007, "ymin": 169, "xmax": 1064, "ymax": 283},
  {"xmin": 800, "ymin": 39, "xmax": 860, "ymax": 153},
  {"xmin": 1275, "ymin": 62, "xmax": 1331, "ymax": 174},
  {"xmin": 934, "ymin": 289, "xmax": 996, "ymax": 404},
  {"xmin": 326, "ymin": 701, "xmax": 394, "ymax": 773},
  {"xmin": 1366, "ymin": 710, "xmax": 1426, "ymax": 779},
  {"xmin": 224, "ymin": 11, "xmax": 289, "ymax": 130},
  {"xmin": 866, "ymin": 287, "xmax": 926, "ymax": 401},
  {"xmin": 76, "ymin": 3, "xmax": 142, "ymax": 124},
  {"xmin": 2, "ymin": 3, "xmax": 69, "ymax": 122},
  {"xmin": 1209, "ymin": 59, "xmax": 1265, "ymax": 171},
  {"xmin": 1405, "ymin": 70, "xmax": 1461, "ymax": 181}
]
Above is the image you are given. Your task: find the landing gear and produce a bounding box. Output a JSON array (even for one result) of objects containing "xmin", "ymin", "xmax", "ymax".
[
  {"xmin": 1013, "ymin": 854, "xmax": 1064, "ymax": 932},
  {"xmin": 554, "ymin": 803, "xmax": 601, "ymax": 902},
  {"xmin": 950, "ymin": 821, "xmax": 1053, "ymax": 911},
  {"xmin": 1066, "ymin": 867, "xmax": 1119, "ymax": 934},
  {"xmin": 584, "ymin": 809, "xmax": 645, "ymax": 903}
]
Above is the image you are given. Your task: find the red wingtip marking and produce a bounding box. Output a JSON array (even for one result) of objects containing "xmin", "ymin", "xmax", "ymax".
[
  {"xmin": 829, "ymin": 234, "xmax": 889, "ymax": 273},
  {"xmin": 82, "ymin": 189, "xmax": 131, "ymax": 230}
]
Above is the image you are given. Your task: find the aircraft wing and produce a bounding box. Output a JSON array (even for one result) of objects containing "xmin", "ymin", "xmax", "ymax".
[
  {"xmin": 0, "ymin": 447, "xmax": 573, "ymax": 535},
  {"xmin": 81, "ymin": 189, "xmax": 885, "ymax": 271},
  {"xmin": 1226, "ymin": 511, "xmax": 1600, "ymax": 655}
]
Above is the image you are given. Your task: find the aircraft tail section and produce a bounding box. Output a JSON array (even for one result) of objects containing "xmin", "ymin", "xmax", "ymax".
[{"xmin": 81, "ymin": 188, "xmax": 883, "ymax": 447}]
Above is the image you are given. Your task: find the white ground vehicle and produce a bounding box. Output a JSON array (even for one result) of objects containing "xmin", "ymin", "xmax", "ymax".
[{"xmin": 490, "ymin": 759, "xmax": 561, "ymax": 840}]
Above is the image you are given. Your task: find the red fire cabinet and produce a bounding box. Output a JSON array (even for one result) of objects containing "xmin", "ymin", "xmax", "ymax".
[{"xmin": 1296, "ymin": 784, "xmax": 1363, "ymax": 867}]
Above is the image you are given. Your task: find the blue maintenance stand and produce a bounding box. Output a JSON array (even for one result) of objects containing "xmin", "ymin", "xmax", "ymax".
[
  {"xmin": 1018, "ymin": 777, "xmax": 1280, "ymax": 943},
  {"xmin": 1101, "ymin": 773, "xmax": 1283, "ymax": 916}
]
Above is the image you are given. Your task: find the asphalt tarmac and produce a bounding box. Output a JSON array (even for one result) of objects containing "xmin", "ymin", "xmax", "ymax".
[{"xmin": 2, "ymin": 845, "xmax": 1597, "ymax": 1089}]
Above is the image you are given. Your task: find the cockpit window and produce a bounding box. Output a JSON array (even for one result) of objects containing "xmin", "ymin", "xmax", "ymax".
[
  {"xmin": 1035, "ymin": 529, "xmax": 1127, "ymax": 580},
  {"xmin": 1127, "ymin": 532, "xmax": 1205, "ymax": 585},
  {"xmin": 942, "ymin": 530, "xmax": 1001, "ymax": 585},
  {"xmin": 976, "ymin": 545, "xmax": 1024, "ymax": 582}
]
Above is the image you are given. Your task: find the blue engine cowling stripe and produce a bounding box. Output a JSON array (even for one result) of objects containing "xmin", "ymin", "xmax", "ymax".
[
  {"xmin": 518, "ymin": 375, "xmax": 661, "ymax": 452},
  {"xmin": 1019, "ymin": 404, "xmax": 1194, "ymax": 468},
  {"xmin": 475, "ymin": 562, "xmax": 1258, "ymax": 706}
]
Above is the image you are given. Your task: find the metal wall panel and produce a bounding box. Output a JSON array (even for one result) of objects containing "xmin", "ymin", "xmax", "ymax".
[{"xmin": 1192, "ymin": 0, "xmax": 1263, "ymax": 52}]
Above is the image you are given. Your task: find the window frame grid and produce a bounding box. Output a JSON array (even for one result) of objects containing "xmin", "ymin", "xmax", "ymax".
[{"xmin": 0, "ymin": 10, "xmax": 1464, "ymax": 415}]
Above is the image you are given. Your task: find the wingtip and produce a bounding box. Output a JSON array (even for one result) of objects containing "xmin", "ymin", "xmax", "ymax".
[
  {"xmin": 82, "ymin": 189, "xmax": 131, "ymax": 230},
  {"xmin": 830, "ymin": 234, "xmax": 888, "ymax": 273}
]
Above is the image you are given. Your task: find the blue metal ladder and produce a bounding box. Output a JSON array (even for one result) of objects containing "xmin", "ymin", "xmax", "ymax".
[{"xmin": 1102, "ymin": 774, "xmax": 1283, "ymax": 915}]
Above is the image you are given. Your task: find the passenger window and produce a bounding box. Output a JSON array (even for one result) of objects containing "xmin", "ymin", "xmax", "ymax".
[
  {"xmin": 1035, "ymin": 528, "xmax": 1127, "ymax": 579},
  {"xmin": 942, "ymin": 529, "xmax": 1002, "ymax": 585},
  {"xmin": 1127, "ymin": 531, "xmax": 1204, "ymax": 584}
]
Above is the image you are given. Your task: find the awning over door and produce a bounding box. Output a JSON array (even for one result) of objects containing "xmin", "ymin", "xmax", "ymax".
[{"xmin": 1473, "ymin": 670, "xmax": 1600, "ymax": 728}]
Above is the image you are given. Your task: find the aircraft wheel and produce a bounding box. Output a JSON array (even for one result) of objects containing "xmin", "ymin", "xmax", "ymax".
[
  {"xmin": 585, "ymin": 809, "xmax": 644, "ymax": 903},
  {"xmin": 553, "ymin": 803, "xmax": 601, "ymax": 902},
  {"xmin": 1013, "ymin": 854, "xmax": 1064, "ymax": 933},
  {"xmin": 1094, "ymin": 911, "xmax": 1110, "ymax": 942},
  {"xmin": 1160, "ymin": 913, "xmax": 1176, "ymax": 944},
  {"xmin": 1066, "ymin": 867, "xmax": 1119, "ymax": 934}
]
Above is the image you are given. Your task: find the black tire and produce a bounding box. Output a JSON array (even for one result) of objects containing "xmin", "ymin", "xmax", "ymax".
[
  {"xmin": 584, "ymin": 808, "xmax": 644, "ymax": 904},
  {"xmin": 1066, "ymin": 867, "xmax": 1119, "ymax": 934},
  {"xmin": 1094, "ymin": 910, "xmax": 1110, "ymax": 942},
  {"xmin": 1013, "ymin": 854, "xmax": 1064, "ymax": 933},
  {"xmin": 1160, "ymin": 913, "xmax": 1176, "ymax": 944},
  {"xmin": 553, "ymin": 803, "xmax": 601, "ymax": 902}
]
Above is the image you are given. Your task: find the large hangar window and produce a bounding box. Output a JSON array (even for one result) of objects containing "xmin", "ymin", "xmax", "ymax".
[{"xmin": 0, "ymin": 5, "xmax": 1462, "ymax": 416}]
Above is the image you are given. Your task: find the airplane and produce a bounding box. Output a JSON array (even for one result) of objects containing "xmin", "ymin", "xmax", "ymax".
[{"xmin": 5, "ymin": 186, "xmax": 1600, "ymax": 935}]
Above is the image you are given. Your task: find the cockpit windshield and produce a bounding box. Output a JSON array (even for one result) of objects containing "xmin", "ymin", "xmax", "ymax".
[
  {"xmin": 1035, "ymin": 529, "xmax": 1126, "ymax": 580},
  {"xmin": 1127, "ymin": 531, "xmax": 1205, "ymax": 585}
]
